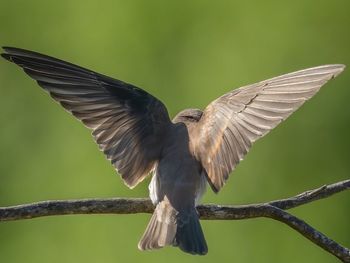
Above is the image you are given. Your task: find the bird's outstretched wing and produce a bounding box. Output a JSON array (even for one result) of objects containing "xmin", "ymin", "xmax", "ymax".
[
  {"xmin": 1, "ymin": 47, "xmax": 172, "ymax": 188},
  {"xmin": 193, "ymin": 64, "xmax": 345, "ymax": 192}
]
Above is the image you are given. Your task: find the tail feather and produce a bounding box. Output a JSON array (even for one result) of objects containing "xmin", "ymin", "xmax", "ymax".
[
  {"xmin": 175, "ymin": 210, "xmax": 208, "ymax": 255},
  {"xmin": 138, "ymin": 197, "xmax": 208, "ymax": 255},
  {"xmin": 138, "ymin": 198, "xmax": 177, "ymax": 250}
]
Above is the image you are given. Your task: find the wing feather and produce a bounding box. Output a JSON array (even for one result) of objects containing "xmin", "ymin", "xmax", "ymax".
[
  {"xmin": 194, "ymin": 64, "xmax": 345, "ymax": 192},
  {"xmin": 2, "ymin": 47, "xmax": 172, "ymax": 188}
]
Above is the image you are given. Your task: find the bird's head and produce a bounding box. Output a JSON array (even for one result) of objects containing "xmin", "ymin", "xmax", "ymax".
[{"xmin": 173, "ymin": 108, "xmax": 203, "ymax": 123}]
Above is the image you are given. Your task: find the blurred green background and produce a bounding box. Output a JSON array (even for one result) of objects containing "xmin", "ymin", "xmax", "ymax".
[{"xmin": 0, "ymin": 0, "xmax": 349, "ymax": 262}]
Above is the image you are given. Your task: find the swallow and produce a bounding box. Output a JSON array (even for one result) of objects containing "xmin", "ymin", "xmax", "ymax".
[{"xmin": 1, "ymin": 47, "xmax": 345, "ymax": 255}]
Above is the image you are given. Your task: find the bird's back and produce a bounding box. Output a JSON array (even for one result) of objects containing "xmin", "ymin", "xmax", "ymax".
[{"xmin": 152, "ymin": 122, "xmax": 204, "ymax": 208}]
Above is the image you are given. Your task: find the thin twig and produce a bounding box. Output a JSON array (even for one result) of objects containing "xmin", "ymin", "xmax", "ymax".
[
  {"xmin": 264, "ymin": 206, "xmax": 350, "ymax": 263},
  {"xmin": 1, "ymin": 179, "xmax": 349, "ymax": 262}
]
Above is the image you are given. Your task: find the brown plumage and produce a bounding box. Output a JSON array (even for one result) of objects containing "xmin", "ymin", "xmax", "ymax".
[{"xmin": 1, "ymin": 47, "xmax": 345, "ymax": 255}]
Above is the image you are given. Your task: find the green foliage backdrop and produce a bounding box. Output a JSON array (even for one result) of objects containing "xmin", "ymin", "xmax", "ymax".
[{"xmin": 0, "ymin": 0, "xmax": 349, "ymax": 262}]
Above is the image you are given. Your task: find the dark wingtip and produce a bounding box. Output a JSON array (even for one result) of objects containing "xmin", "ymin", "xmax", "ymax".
[
  {"xmin": 2, "ymin": 46, "xmax": 43, "ymax": 60},
  {"xmin": 2, "ymin": 46, "xmax": 15, "ymax": 54},
  {"xmin": 1, "ymin": 46, "xmax": 15, "ymax": 62},
  {"xmin": 2, "ymin": 46, "xmax": 23, "ymax": 53},
  {"xmin": 1, "ymin": 52, "xmax": 12, "ymax": 62}
]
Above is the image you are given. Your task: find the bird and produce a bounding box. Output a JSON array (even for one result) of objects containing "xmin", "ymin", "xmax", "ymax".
[{"xmin": 1, "ymin": 46, "xmax": 345, "ymax": 255}]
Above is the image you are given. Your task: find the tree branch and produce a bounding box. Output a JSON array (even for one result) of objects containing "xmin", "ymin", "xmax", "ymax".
[{"xmin": 1, "ymin": 179, "xmax": 349, "ymax": 262}]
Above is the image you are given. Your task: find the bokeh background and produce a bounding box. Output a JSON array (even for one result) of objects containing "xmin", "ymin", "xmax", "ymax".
[{"xmin": 0, "ymin": 0, "xmax": 349, "ymax": 262}]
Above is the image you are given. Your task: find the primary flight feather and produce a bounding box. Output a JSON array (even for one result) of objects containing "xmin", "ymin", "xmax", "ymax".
[{"xmin": 1, "ymin": 47, "xmax": 345, "ymax": 255}]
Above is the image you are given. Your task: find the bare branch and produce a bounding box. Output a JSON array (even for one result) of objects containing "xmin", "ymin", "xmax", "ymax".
[
  {"xmin": 265, "ymin": 206, "xmax": 350, "ymax": 263},
  {"xmin": 1, "ymin": 179, "xmax": 349, "ymax": 262},
  {"xmin": 197, "ymin": 179, "xmax": 350, "ymax": 219},
  {"xmin": 269, "ymin": 179, "xmax": 350, "ymax": 210}
]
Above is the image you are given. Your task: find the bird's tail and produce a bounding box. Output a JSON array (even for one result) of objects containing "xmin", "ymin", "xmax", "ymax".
[
  {"xmin": 138, "ymin": 197, "xmax": 208, "ymax": 255},
  {"xmin": 175, "ymin": 209, "xmax": 208, "ymax": 255},
  {"xmin": 138, "ymin": 197, "xmax": 177, "ymax": 250}
]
